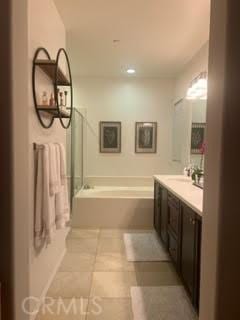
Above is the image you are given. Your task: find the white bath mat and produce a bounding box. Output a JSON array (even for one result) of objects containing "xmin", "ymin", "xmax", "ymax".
[
  {"xmin": 123, "ymin": 232, "xmax": 170, "ymax": 262},
  {"xmin": 131, "ymin": 286, "xmax": 198, "ymax": 320}
]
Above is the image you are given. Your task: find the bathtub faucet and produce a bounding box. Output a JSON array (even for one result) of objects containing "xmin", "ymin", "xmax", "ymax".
[{"xmin": 83, "ymin": 184, "xmax": 92, "ymax": 190}]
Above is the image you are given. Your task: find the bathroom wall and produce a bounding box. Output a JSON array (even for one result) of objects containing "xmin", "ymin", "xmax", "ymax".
[
  {"xmin": 172, "ymin": 42, "xmax": 209, "ymax": 171},
  {"xmin": 74, "ymin": 77, "xmax": 179, "ymax": 178},
  {"xmin": 174, "ymin": 42, "xmax": 209, "ymax": 101},
  {"xmin": 11, "ymin": 0, "xmax": 30, "ymax": 318},
  {"xmin": 28, "ymin": 0, "xmax": 68, "ymax": 313}
]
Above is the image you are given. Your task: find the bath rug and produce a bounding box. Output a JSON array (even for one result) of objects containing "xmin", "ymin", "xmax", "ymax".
[
  {"xmin": 123, "ymin": 232, "xmax": 170, "ymax": 262},
  {"xmin": 131, "ymin": 286, "xmax": 197, "ymax": 320}
]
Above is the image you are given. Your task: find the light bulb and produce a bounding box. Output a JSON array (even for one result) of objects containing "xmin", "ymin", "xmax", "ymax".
[{"xmin": 127, "ymin": 69, "xmax": 136, "ymax": 74}]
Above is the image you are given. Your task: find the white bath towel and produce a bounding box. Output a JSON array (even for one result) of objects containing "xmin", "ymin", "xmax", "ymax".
[
  {"xmin": 49, "ymin": 143, "xmax": 61, "ymax": 196},
  {"xmin": 55, "ymin": 143, "xmax": 70, "ymax": 228},
  {"xmin": 57, "ymin": 143, "xmax": 67, "ymax": 184},
  {"xmin": 35, "ymin": 144, "xmax": 56, "ymax": 247},
  {"xmin": 35, "ymin": 145, "xmax": 44, "ymax": 247},
  {"xmin": 55, "ymin": 144, "xmax": 62, "ymax": 189}
]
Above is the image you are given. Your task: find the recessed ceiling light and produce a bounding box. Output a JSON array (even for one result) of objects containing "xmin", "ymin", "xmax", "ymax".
[{"xmin": 127, "ymin": 69, "xmax": 136, "ymax": 74}]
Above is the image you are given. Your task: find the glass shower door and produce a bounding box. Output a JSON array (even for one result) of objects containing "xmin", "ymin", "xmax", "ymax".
[{"xmin": 67, "ymin": 108, "xmax": 84, "ymax": 207}]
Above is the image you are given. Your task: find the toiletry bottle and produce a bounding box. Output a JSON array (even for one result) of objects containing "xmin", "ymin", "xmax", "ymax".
[
  {"xmin": 42, "ymin": 91, "xmax": 48, "ymax": 106},
  {"xmin": 59, "ymin": 92, "xmax": 64, "ymax": 106},
  {"xmin": 64, "ymin": 91, "xmax": 68, "ymax": 107},
  {"xmin": 49, "ymin": 93, "xmax": 55, "ymax": 106}
]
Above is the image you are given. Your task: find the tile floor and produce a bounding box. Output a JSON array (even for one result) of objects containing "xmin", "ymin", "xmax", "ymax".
[{"xmin": 37, "ymin": 229, "xmax": 181, "ymax": 319}]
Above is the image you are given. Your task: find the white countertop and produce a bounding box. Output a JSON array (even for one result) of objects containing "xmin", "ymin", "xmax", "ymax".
[{"xmin": 153, "ymin": 175, "xmax": 203, "ymax": 217}]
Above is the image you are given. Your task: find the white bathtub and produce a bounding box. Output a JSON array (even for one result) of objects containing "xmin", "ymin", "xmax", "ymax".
[
  {"xmin": 76, "ymin": 186, "xmax": 153, "ymax": 199},
  {"xmin": 72, "ymin": 185, "xmax": 154, "ymax": 229}
]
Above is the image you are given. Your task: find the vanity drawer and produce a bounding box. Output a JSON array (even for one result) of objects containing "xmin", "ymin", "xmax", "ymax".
[
  {"xmin": 168, "ymin": 231, "xmax": 179, "ymax": 266},
  {"xmin": 168, "ymin": 193, "xmax": 180, "ymax": 209},
  {"xmin": 168, "ymin": 201, "xmax": 181, "ymax": 237}
]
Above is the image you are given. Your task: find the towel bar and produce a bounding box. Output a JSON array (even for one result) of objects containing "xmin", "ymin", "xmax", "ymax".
[{"xmin": 33, "ymin": 143, "xmax": 44, "ymax": 150}]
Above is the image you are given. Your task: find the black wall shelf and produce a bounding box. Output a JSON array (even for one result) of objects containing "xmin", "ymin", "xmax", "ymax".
[{"xmin": 32, "ymin": 47, "xmax": 73, "ymax": 129}]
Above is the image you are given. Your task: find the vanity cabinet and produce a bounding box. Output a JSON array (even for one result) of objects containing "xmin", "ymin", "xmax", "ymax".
[
  {"xmin": 160, "ymin": 187, "xmax": 168, "ymax": 247},
  {"xmin": 154, "ymin": 180, "xmax": 202, "ymax": 311},
  {"xmin": 154, "ymin": 182, "xmax": 168, "ymax": 248},
  {"xmin": 154, "ymin": 181, "xmax": 161, "ymax": 234},
  {"xmin": 167, "ymin": 192, "xmax": 181, "ymax": 270},
  {"xmin": 181, "ymin": 204, "xmax": 201, "ymax": 310}
]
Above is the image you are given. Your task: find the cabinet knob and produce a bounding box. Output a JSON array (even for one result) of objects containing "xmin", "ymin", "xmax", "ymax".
[{"xmin": 189, "ymin": 218, "xmax": 196, "ymax": 225}]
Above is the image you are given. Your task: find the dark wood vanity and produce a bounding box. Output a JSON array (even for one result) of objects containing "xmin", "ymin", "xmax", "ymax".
[{"xmin": 154, "ymin": 180, "xmax": 202, "ymax": 311}]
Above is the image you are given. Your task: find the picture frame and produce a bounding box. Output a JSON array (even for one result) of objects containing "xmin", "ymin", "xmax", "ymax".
[
  {"xmin": 135, "ymin": 122, "xmax": 157, "ymax": 153},
  {"xmin": 99, "ymin": 121, "xmax": 121, "ymax": 153},
  {"xmin": 191, "ymin": 123, "xmax": 206, "ymax": 154}
]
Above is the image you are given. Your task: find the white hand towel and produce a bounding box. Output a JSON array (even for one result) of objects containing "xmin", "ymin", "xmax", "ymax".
[
  {"xmin": 55, "ymin": 144, "xmax": 70, "ymax": 228},
  {"xmin": 57, "ymin": 143, "xmax": 67, "ymax": 184},
  {"xmin": 43, "ymin": 144, "xmax": 56, "ymax": 244},
  {"xmin": 48, "ymin": 143, "xmax": 61, "ymax": 196},
  {"xmin": 35, "ymin": 146, "xmax": 44, "ymax": 247},
  {"xmin": 35, "ymin": 144, "xmax": 56, "ymax": 247},
  {"xmin": 55, "ymin": 143, "xmax": 62, "ymax": 188}
]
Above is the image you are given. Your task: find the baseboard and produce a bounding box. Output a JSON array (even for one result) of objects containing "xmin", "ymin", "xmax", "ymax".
[
  {"xmin": 40, "ymin": 248, "xmax": 66, "ymax": 299},
  {"xmin": 30, "ymin": 247, "xmax": 66, "ymax": 320}
]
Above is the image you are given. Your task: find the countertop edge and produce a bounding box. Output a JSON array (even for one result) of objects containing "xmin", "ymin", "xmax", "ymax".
[{"xmin": 153, "ymin": 175, "xmax": 203, "ymax": 218}]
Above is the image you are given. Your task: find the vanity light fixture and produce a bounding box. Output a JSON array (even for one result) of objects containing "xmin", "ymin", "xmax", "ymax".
[
  {"xmin": 127, "ymin": 68, "xmax": 136, "ymax": 74},
  {"xmin": 186, "ymin": 72, "xmax": 208, "ymax": 100}
]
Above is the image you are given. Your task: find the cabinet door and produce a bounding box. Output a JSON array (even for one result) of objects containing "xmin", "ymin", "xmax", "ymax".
[
  {"xmin": 181, "ymin": 205, "xmax": 201, "ymax": 309},
  {"xmin": 168, "ymin": 230, "xmax": 179, "ymax": 266},
  {"xmin": 168, "ymin": 204, "xmax": 181, "ymax": 238},
  {"xmin": 181, "ymin": 205, "xmax": 195, "ymax": 296},
  {"xmin": 154, "ymin": 182, "xmax": 161, "ymax": 234},
  {"xmin": 160, "ymin": 187, "xmax": 168, "ymax": 247}
]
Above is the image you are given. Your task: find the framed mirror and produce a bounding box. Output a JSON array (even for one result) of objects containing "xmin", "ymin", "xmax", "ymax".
[{"xmin": 172, "ymin": 72, "xmax": 207, "ymax": 169}]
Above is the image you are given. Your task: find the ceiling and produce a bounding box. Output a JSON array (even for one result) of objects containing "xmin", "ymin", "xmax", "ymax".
[{"xmin": 54, "ymin": 0, "xmax": 210, "ymax": 77}]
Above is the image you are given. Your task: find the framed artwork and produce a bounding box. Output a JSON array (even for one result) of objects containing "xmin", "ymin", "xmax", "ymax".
[
  {"xmin": 191, "ymin": 123, "xmax": 206, "ymax": 154},
  {"xmin": 99, "ymin": 121, "xmax": 121, "ymax": 153},
  {"xmin": 135, "ymin": 122, "xmax": 157, "ymax": 153}
]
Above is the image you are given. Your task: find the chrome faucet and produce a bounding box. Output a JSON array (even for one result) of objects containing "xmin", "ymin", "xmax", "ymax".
[{"xmin": 83, "ymin": 184, "xmax": 91, "ymax": 190}]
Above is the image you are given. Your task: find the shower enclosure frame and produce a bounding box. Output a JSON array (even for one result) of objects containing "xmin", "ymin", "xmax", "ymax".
[{"xmin": 70, "ymin": 107, "xmax": 84, "ymax": 206}]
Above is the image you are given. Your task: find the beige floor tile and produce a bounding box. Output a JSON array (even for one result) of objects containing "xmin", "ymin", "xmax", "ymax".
[
  {"xmin": 132, "ymin": 261, "xmax": 175, "ymax": 273},
  {"xmin": 99, "ymin": 230, "xmax": 125, "ymax": 239},
  {"xmin": 94, "ymin": 253, "xmax": 135, "ymax": 272},
  {"xmin": 135, "ymin": 271, "xmax": 181, "ymax": 287},
  {"xmin": 99, "ymin": 229, "xmax": 153, "ymax": 239},
  {"xmin": 90, "ymin": 272, "xmax": 137, "ymax": 298},
  {"xmin": 59, "ymin": 253, "xmax": 95, "ymax": 272},
  {"xmin": 36, "ymin": 298, "xmax": 88, "ymax": 320},
  {"xmin": 67, "ymin": 238, "xmax": 98, "ymax": 254},
  {"xmin": 126, "ymin": 229, "xmax": 154, "ymax": 233},
  {"xmin": 68, "ymin": 229, "xmax": 100, "ymax": 239},
  {"xmin": 97, "ymin": 238, "xmax": 125, "ymax": 254},
  {"xmin": 47, "ymin": 272, "xmax": 92, "ymax": 298},
  {"xmin": 87, "ymin": 298, "xmax": 133, "ymax": 320}
]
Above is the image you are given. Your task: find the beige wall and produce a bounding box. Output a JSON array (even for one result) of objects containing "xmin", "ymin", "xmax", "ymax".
[
  {"xmin": 74, "ymin": 77, "xmax": 181, "ymax": 177},
  {"xmin": 172, "ymin": 43, "xmax": 209, "ymax": 172},
  {"xmin": 174, "ymin": 42, "xmax": 209, "ymax": 101},
  {"xmin": 73, "ymin": 44, "xmax": 209, "ymax": 179},
  {"xmin": 28, "ymin": 0, "xmax": 68, "ymax": 312},
  {"xmin": 200, "ymin": 0, "xmax": 226, "ymax": 318},
  {"xmin": 12, "ymin": 0, "xmax": 30, "ymax": 318}
]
